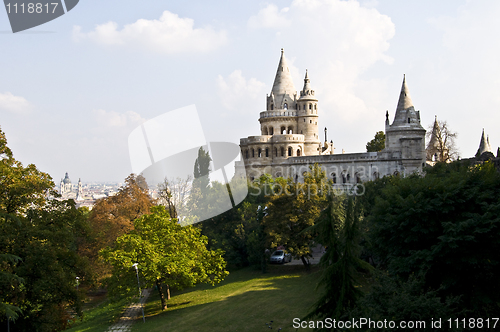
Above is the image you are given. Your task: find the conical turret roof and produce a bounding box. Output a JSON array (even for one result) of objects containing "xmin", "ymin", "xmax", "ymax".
[
  {"xmin": 396, "ymin": 74, "xmax": 413, "ymax": 112},
  {"xmin": 271, "ymin": 49, "xmax": 296, "ymax": 97},
  {"xmin": 427, "ymin": 116, "xmax": 441, "ymax": 148},
  {"xmin": 477, "ymin": 129, "xmax": 493, "ymax": 156},
  {"xmin": 391, "ymin": 75, "xmax": 421, "ymax": 127}
]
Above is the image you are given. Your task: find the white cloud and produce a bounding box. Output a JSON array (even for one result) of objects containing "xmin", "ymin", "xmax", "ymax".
[
  {"xmin": 248, "ymin": 4, "xmax": 291, "ymax": 29},
  {"xmin": 0, "ymin": 92, "xmax": 32, "ymax": 114},
  {"xmin": 73, "ymin": 10, "xmax": 228, "ymax": 54},
  {"xmin": 246, "ymin": 0, "xmax": 395, "ymax": 126},
  {"xmin": 217, "ymin": 70, "xmax": 266, "ymax": 111},
  {"xmin": 92, "ymin": 109, "xmax": 145, "ymax": 128}
]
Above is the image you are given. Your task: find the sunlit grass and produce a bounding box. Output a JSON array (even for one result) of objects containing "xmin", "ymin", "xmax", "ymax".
[
  {"xmin": 133, "ymin": 265, "xmax": 321, "ymax": 332},
  {"xmin": 65, "ymin": 296, "xmax": 131, "ymax": 332}
]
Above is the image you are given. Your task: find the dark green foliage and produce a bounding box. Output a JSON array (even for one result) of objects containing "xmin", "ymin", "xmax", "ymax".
[
  {"xmin": 368, "ymin": 161, "xmax": 500, "ymax": 316},
  {"xmin": 193, "ymin": 146, "xmax": 211, "ymax": 190},
  {"xmin": 305, "ymin": 195, "xmax": 370, "ymax": 328},
  {"xmin": 366, "ymin": 131, "xmax": 385, "ymax": 152},
  {"xmin": 1, "ymin": 200, "xmax": 90, "ymax": 332},
  {"xmin": 0, "ymin": 127, "xmax": 91, "ymax": 331},
  {"xmin": 351, "ymin": 272, "xmax": 463, "ymax": 331},
  {"xmin": 198, "ymin": 178, "xmax": 269, "ymax": 269}
]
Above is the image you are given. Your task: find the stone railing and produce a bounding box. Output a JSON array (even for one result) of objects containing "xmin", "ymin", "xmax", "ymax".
[{"xmin": 260, "ymin": 110, "xmax": 297, "ymax": 118}]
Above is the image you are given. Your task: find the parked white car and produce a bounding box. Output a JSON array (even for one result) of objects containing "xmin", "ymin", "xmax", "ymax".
[{"xmin": 270, "ymin": 250, "xmax": 292, "ymax": 264}]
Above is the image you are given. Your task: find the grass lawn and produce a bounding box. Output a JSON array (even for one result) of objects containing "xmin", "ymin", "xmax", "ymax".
[
  {"xmin": 64, "ymin": 295, "xmax": 131, "ymax": 332},
  {"xmin": 132, "ymin": 264, "xmax": 322, "ymax": 332}
]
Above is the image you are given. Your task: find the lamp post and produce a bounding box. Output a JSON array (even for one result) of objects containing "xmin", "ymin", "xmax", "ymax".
[{"xmin": 132, "ymin": 263, "xmax": 146, "ymax": 323}]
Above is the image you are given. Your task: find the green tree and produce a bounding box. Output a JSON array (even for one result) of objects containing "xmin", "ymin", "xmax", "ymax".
[
  {"xmin": 305, "ymin": 195, "xmax": 370, "ymax": 328},
  {"xmin": 193, "ymin": 146, "xmax": 212, "ymax": 190},
  {"xmin": 366, "ymin": 131, "xmax": 385, "ymax": 152},
  {"xmin": 197, "ymin": 176, "xmax": 270, "ymax": 270},
  {"xmin": 368, "ymin": 161, "xmax": 500, "ymax": 316},
  {"xmin": 101, "ymin": 206, "xmax": 228, "ymax": 310},
  {"xmin": 80, "ymin": 174, "xmax": 154, "ymax": 285},
  {"xmin": 351, "ymin": 272, "xmax": 462, "ymax": 331},
  {"xmin": 0, "ymin": 127, "xmax": 90, "ymax": 331},
  {"xmin": 264, "ymin": 164, "xmax": 330, "ymax": 270}
]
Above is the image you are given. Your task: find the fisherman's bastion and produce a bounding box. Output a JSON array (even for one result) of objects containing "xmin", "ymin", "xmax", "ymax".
[{"xmin": 235, "ymin": 49, "xmax": 497, "ymax": 183}]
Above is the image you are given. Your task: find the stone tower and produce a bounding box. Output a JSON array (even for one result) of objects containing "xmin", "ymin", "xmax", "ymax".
[
  {"xmin": 384, "ymin": 75, "xmax": 426, "ymax": 172},
  {"xmin": 76, "ymin": 178, "xmax": 83, "ymax": 201},
  {"xmin": 297, "ymin": 70, "xmax": 320, "ymax": 155}
]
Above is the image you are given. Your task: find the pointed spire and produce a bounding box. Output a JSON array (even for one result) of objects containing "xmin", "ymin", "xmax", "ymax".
[
  {"xmin": 302, "ymin": 69, "xmax": 311, "ymax": 91},
  {"xmin": 477, "ymin": 128, "xmax": 493, "ymax": 156},
  {"xmin": 271, "ymin": 48, "xmax": 296, "ymax": 98},
  {"xmin": 299, "ymin": 69, "xmax": 316, "ymax": 100},
  {"xmin": 426, "ymin": 115, "xmax": 443, "ymax": 161},
  {"xmin": 396, "ymin": 74, "xmax": 414, "ymax": 112},
  {"xmin": 390, "ymin": 75, "xmax": 421, "ymax": 127}
]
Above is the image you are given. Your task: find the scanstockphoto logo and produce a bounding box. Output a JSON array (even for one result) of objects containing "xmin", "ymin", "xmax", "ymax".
[
  {"xmin": 3, "ymin": 0, "xmax": 79, "ymax": 33},
  {"xmin": 128, "ymin": 105, "xmax": 248, "ymax": 226}
]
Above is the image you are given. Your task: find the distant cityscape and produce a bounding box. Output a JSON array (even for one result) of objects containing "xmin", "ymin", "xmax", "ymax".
[{"xmin": 56, "ymin": 172, "xmax": 159, "ymax": 209}]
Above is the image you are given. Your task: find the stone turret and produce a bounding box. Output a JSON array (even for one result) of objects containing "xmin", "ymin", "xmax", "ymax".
[
  {"xmin": 384, "ymin": 75, "xmax": 426, "ymax": 172},
  {"xmin": 297, "ymin": 70, "xmax": 320, "ymax": 155},
  {"xmin": 476, "ymin": 129, "xmax": 493, "ymax": 157}
]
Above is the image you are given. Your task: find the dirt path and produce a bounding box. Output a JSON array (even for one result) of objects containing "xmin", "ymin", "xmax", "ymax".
[{"xmin": 106, "ymin": 289, "xmax": 150, "ymax": 332}]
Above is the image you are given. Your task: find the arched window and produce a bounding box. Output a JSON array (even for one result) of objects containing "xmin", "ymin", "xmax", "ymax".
[
  {"xmin": 315, "ymin": 104, "xmax": 317, "ymax": 110},
  {"xmin": 245, "ymin": 150, "xmax": 249, "ymax": 159},
  {"xmin": 270, "ymin": 127, "xmax": 274, "ymax": 135},
  {"xmin": 297, "ymin": 149, "xmax": 301, "ymax": 156},
  {"xmin": 295, "ymin": 104, "xmax": 298, "ymax": 110},
  {"xmin": 271, "ymin": 104, "xmax": 274, "ymax": 110},
  {"xmin": 252, "ymin": 149, "xmax": 255, "ymax": 158},
  {"xmin": 373, "ymin": 171, "xmax": 379, "ymax": 179},
  {"xmin": 309, "ymin": 104, "xmax": 312, "ymax": 110},
  {"xmin": 288, "ymin": 126, "xmax": 293, "ymax": 134},
  {"xmin": 263, "ymin": 127, "xmax": 268, "ymax": 135},
  {"xmin": 303, "ymin": 105, "xmax": 306, "ymax": 110},
  {"xmin": 408, "ymin": 117, "xmax": 410, "ymax": 123},
  {"xmin": 280, "ymin": 147, "xmax": 284, "ymax": 156},
  {"xmin": 284, "ymin": 103, "xmax": 288, "ymax": 110},
  {"xmin": 265, "ymin": 148, "xmax": 269, "ymax": 157},
  {"xmin": 342, "ymin": 173, "xmax": 347, "ymax": 183},
  {"xmin": 331, "ymin": 173, "xmax": 337, "ymax": 184},
  {"xmin": 281, "ymin": 126, "xmax": 286, "ymax": 134},
  {"xmin": 258, "ymin": 148, "xmax": 262, "ymax": 158},
  {"xmin": 356, "ymin": 173, "xmax": 361, "ymax": 183},
  {"xmin": 288, "ymin": 147, "xmax": 292, "ymax": 156},
  {"xmin": 274, "ymin": 148, "xmax": 278, "ymax": 157},
  {"xmin": 347, "ymin": 174, "xmax": 351, "ymax": 182}
]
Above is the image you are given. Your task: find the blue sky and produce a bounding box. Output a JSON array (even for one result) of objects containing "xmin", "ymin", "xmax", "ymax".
[{"xmin": 1, "ymin": 0, "xmax": 499, "ymax": 182}]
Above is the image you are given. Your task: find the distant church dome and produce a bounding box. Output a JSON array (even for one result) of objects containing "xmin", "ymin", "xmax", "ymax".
[{"xmin": 63, "ymin": 172, "xmax": 71, "ymax": 184}]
